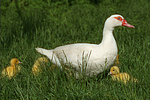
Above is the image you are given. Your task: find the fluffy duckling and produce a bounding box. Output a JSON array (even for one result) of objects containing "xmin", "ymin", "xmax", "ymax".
[
  {"xmin": 114, "ymin": 54, "xmax": 120, "ymax": 65},
  {"xmin": 108, "ymin": 66, "xmax": 138, "ymax": 85},
  {"xmin": 32, "ymin": 57, "xmax": 48, "ymax": 76},
  {"xmin": 1, "ymin": 58, "xmax": 22, "ymax": 79}
]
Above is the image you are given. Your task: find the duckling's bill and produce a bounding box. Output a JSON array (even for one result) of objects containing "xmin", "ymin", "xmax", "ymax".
[
  {"xmin": 19, "ymin": 61, "xmax": 22, "ymax": 64},
  {"xmin": 108, "ymin": 72, "xmax": 112, "ymax": 75}
]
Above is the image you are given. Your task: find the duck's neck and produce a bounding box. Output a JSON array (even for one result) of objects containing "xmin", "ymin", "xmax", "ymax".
[
  {"xmin": 101, "ymin": 26, "xmax": 116, "ymax": 47},
  {"xmin": 11, "ymin": 64, "xmax": 16, "ymax": 67}
]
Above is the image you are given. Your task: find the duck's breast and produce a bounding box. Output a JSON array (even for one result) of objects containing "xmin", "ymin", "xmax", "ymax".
[{"xmin": 86, "ymin": 43, "xmax": 117, "ymax": 75}]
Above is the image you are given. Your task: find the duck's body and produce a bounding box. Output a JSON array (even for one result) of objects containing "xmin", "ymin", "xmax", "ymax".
[
  {"xmin": 1, "ymin": 58, "xmax": 22, "ymax": 79},
  {"xmin": 111, "ymin": 72, "xmax": 130, "ymax": 84},
  {"xmin": 36, "ymin": 14, "xmax": 134, "ymax": 79},
  {"xmin": 36, "ymin": 41, "xmax": 117, "ymax": 78},
  {"xmin": 108, "ymin": 66, "xmax": 138, "ymax": 84},
  {"xmin": 32, "ymin": 57, "xmax": 48, "ymax": 76}
]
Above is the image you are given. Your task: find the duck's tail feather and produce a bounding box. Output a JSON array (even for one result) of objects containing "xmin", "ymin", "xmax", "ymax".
[
  {"xmin": 35, "ymin": 47, "xmax": 62, "ymax": 67},
  {"xmin": 131, "ymin": 77, "xmax": 138, "ymax": 83},
  {"xmin": 35, "ymin": 47, "xmax": 53, "ymax": 57}
]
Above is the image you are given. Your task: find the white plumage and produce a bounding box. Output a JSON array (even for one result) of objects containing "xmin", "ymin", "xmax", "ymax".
[{"xmin": 36, "ymin": 14, "xmax": 134, "ymax": 79}]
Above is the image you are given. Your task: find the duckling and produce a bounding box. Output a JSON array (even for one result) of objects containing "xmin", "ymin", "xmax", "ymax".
[
  {"xmin": 114, "ymin": 54, "xmax": 120, "ymax": 65},
  {"xmin": 108, "ymin": 66, "xmax": 138, "ymax": 85},
  {"xmin": 32, "ymin": 57, "xmax": 48, "ymax": 76},
  {"xmin": 1, "ymin": 58, "xmax": 22, "ymax": 79}
]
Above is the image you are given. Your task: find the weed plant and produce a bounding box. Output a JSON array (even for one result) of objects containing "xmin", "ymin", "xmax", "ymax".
[{"xmin": 0, "ymin": 0, "xmax": 150, "ymax": 99}]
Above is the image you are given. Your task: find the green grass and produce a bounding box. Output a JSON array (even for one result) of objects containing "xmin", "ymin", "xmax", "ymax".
[{"xmin": 0, "ymin": 0, "xmax": 150, "ymax": 99}]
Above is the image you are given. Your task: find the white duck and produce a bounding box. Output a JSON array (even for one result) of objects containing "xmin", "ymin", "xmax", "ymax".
[{"xmin": 36, "ymin": 14, "xmax": 134, "ymax": 79}]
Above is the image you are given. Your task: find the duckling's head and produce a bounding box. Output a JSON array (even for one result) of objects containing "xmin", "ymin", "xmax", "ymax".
[
  {"xmin": 108, "ymin": 66, "xmax": 120, "ymax": 75},
  {"xmin": 10, "ymin": 58, "xmax": 22, "ymax": 66},
  {"xmin": 37, "ymin": 57, "xmax": 48, "ymax": 63}
]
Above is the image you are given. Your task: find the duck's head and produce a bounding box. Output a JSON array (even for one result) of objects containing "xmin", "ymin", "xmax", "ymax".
[
  {"xmin": 108, "ymin": 66, "xmax": 120, "ymax": 75},
  {"xmin": 104, "ymin": 14, "xmax": 135, "ymax": 29},
  {"xmin": 10, "ymin": 58, "xmax": 22, "ymax": 66}
]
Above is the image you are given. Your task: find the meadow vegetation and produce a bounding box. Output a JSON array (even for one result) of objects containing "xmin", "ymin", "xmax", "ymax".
[{"xmin": 1, "ymin": 0, "xmax": 150, "ymax": 99}]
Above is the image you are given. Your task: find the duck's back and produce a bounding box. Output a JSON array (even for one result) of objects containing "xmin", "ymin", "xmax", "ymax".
[{"xmin": 112, "ymin": 73, "xmax": 130, "ymax": 84}]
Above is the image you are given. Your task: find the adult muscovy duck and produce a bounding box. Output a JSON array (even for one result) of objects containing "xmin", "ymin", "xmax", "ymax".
[{"xmin": 35, "ymin": 14, "xmax": 134, "ymax": 79}]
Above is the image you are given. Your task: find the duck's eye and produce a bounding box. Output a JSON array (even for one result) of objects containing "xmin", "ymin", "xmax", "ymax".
[
  {"xmin": 113, "ymin": 70, "xmax": 115, "ymax": 71},
  {"xmin": 114, "ymin": 16, "xmax": 122, "ymax": 21},
  {"xmin": 118, "ymin": 17, "xmax": 120, "ymax": 20}
]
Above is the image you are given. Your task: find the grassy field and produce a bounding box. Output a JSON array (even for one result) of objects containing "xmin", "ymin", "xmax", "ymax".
[{"xmin": 1, "ymin": 0, "xmax": 150, "ymax": 99}]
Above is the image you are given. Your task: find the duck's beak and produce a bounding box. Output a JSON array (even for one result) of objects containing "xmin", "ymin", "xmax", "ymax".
[
  {"xmin": 122, "ymin": 19, "xmax": 135, "ymax": 28},
  {"xmin": 108, "ymin": 72, "xmax": 112, "ymax": 75},
  {"xmin": 19, "ymin": 61, "xmax": 22, "ymax": 64}
]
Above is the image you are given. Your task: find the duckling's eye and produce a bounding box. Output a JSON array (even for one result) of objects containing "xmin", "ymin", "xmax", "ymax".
[{"xmin": 113, "ymin": 70, "xmax": 115, "ymax": 71}]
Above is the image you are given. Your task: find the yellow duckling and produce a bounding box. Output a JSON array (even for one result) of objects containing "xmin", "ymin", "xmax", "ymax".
[
  {"xmin": 114, "ymin": 54, "xmax": 120, "ymax": 65},
  {"xmin": 32, "ymin": 57, "xmax": 48, "ymax": 76},
  {"xmin": 1, "ymin": 58, "xmax": 22, "ymax": 79},
  {"xmin": 108, "ymin": 66, "xmax": 138, "ymax": 85}
]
